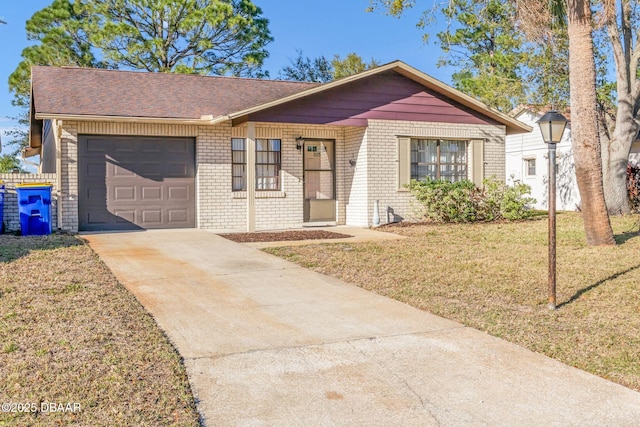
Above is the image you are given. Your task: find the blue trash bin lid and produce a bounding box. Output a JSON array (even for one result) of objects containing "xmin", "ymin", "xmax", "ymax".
[{"xmin": 15, "ymin": 182, "xmax": 53, "ymax": 189}]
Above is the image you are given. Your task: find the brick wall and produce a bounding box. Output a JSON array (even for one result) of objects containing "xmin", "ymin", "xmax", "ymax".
[
  {"xmin": 344, "ymin": 127, "xmax": 368, "ymax": 226},
  {"xmin": 55, "ymin": 118, "xmax": 507, "ymax": 231},
  {"xmin": 196, "ymin": 122, "xmax": 246, "ymax": 231},
  {"xmin": 60, "ymin": 123, "xmax": 79, "ymax": 231},
  {"xmin": 218, "ymin": 123, "xmax": 348, "ymax": 232},
  {"xmin": 59, "ymin": 120, "xmax": 354, "ymax": 232},
  {"xmin": 0, "ymin": 173, "xmax": 58, "ymax": 232},
  {"xmin": 364, "ymin": 120, "xmax": 507, "ymax": 226}
]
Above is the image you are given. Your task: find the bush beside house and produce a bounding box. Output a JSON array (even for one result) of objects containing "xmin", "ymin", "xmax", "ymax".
[{"xmin": 408, "ymin": 178, "xmax": 535, "ymax": 223}]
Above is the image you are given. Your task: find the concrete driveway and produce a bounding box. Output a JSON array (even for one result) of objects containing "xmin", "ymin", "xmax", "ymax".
[{"xmin": 84, "ymin": 229, "xmax": 640, "ymax": 426}]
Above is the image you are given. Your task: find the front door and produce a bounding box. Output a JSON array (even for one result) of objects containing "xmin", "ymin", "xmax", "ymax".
[{"xmin": 303, "ymin": 140, "xmax": 336, "ymax": 222}]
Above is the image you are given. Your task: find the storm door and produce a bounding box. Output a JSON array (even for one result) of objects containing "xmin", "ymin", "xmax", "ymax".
[{"xmin": 303, "ymin": 140, "xmax": 336, "ymax": 222}]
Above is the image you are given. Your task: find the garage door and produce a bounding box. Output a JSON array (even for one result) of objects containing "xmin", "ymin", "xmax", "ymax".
[{"xmin": 78, "ymin": 135, "xmax": 196, "ymax": 231}]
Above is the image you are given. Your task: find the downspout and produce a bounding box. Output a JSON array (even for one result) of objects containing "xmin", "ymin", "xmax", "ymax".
[{"xmin": 56, "ymin": 121, "xmax": 62, "ymax": 231}]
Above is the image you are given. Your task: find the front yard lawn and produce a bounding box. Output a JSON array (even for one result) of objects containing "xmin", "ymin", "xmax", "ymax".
[
  {"xmin": 265, "ymin": 213, "xmax": 640, "ymax": 392},
  {"xmin": 0, "ymin": 234, "xmax": 200, "ymax": 426}
]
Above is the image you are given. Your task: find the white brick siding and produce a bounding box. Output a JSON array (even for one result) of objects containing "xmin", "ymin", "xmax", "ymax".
[
  {"xmin": 362, "ymin": 120, "xmax": 507, "ymax": 226},
  {"xmin": 344, "ymin": 127, "xmax": 368, "ymax": 227},
  {"xmin": 60, "ymin": 122, "xmax": 79, "ymax": 231},
  {"xmin": 54, "ymin": 118, "xmax": 507, "ymax": 231}
]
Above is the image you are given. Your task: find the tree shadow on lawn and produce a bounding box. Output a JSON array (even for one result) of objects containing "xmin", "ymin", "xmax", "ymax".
[
  {"xmin": 614, "ymin": 230, "xmax": 640, "ymax": 245},
  {"xmin": 557, "ymin": 262, "xmax": 640, "ymax": 309},
  {"xmin": 0, "ymin": 233, "xmax": 81, "ymax": 263}
]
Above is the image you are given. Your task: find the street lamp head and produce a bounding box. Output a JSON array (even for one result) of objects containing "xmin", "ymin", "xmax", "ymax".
[{"xmin": 537, "ymin": 110, "xmax": 567, "ymax": 144}]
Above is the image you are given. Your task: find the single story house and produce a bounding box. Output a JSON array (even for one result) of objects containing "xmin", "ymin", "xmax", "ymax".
[
  {"xmin": 27, "ymin": 61, "xmax": 531, "ymax": 232},
  {"xmin": 506, "ymin": 107, "xmax": 640, "ymax": 211}
]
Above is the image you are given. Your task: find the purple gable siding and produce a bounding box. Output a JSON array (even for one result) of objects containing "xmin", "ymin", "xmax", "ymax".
[{"xmin": 245, "ymin": 70, "xmax": 500, "ymax": 127}]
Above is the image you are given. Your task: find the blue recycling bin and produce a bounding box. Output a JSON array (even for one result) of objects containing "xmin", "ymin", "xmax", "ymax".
[
  {"xmin": 0, "ymin": 181, "xmax": 4, "ymax": 234},
  {"xmin": 16, "ymin": 183, "xmax": 53, "ymax": 236}
]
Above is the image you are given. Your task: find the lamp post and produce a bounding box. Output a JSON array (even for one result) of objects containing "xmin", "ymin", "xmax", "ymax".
[{"xmin": 537, "ymin": 110, "xmax": 568, "ymax": 310}]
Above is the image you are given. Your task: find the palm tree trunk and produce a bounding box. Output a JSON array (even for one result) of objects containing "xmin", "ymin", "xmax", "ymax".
[{"xmin": 566, "ymin": 0, "xmax": 615, "ymax": 245}]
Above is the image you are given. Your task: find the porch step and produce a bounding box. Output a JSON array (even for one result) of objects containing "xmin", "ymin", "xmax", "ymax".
[{"xmin": 302, "ymin": 221, "xmax": 337, "ymax": 227}]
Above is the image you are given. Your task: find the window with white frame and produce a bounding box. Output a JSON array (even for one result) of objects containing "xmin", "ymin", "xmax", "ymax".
[
  {"xmin": 232, "ymin": 138, "xmax": 282, "ymax": 191},
  {"xmin": 410, "ymin": 139, "xmax": 467, "ymax": 182},
  {"xmin": 524, "ymin": 158, "xmax": 536, "ymax": 176}
]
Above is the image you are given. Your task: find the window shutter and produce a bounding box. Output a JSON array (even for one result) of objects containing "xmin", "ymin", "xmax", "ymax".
[
  {"xmin": 470, "ymin": 139, "xmax": 484, "ymax": 186},
  {"xmin": 397, "ymin": 137, "xmax": 411, "ymax": 190}
]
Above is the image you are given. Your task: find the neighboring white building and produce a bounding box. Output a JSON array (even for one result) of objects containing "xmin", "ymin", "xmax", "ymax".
[
  {"xmin": 507, "ymin": 107, "xmax": 640, "ymax": 211},
  {"xmin": 506, "ymin": 108, "xmax": 579, "ymax": 211}
]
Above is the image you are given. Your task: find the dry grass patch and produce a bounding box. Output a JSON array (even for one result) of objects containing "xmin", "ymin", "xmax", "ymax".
[
  {"xmin": 0, "ymin": 234, "xmax": 200, "ymax": 426},
  {"xmin": 265, "ymin": 213, "xmax": 640, "ymax": 391}
]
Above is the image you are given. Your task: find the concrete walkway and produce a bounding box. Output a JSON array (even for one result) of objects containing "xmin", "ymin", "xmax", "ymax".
[{"xmin": 84, "ymin": 229, "xmax": 640, "ymax": 426}]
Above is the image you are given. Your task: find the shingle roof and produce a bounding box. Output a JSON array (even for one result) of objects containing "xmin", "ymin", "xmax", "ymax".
[{"xmin": 31, "ymin": 66, "xmax": 319, "ymax": 120}]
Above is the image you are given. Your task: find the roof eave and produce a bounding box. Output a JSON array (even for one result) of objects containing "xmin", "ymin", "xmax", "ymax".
[
  {"xmin": 23, "ymin": 146, "xmax": 41, "ymax": 158},
  {"xmin": 391, "ymin": 63, "xmax": 532, "ymax": 134},
  {"xmin": 29, "ymin": 80, "xmax": 43, "ymax": 150}
]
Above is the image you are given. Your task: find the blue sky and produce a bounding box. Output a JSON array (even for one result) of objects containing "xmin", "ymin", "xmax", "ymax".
[{"xmin": 0, "ymin": 0, "xmax": 453, "ymax": 148}]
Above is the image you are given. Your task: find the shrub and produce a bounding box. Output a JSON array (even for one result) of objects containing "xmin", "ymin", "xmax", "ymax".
[
  {"xmin": 628, "ymin": 162, "xmax": 640, "ymax": 213},
  {"xmin": 407, "ymin": 177, "xmax": 535, "ymax": 223},
  {"xmin": 407, "ymin": 179, "xmax": 480, "ymax": 222},
  {"xmin": 483, "ymin": 178, "xmax": 537, "ymax": 220}
]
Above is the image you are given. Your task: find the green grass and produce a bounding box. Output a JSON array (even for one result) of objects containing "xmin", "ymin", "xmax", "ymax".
[
  {"xmin": 265, "ymin": 213, "xmax": 640, "ymax": 391},
  {"xmin": 0, "ymin": 234, "xmax": 200, "ymax": 426}
]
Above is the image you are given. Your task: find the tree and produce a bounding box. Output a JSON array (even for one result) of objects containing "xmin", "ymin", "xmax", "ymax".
[
  {"xmin": 7, "ymin": 0, "xmax": 273, "ymax": 164},
  {"xmin": 279, "ymin": 51, "xmax": 378, "ymax": 82},
  {"xmin": 369, "ymin": 0, "xmax": 570, "ymax": 111},
  {"xmin": 516, "ymin": 0, "xmax": 640, "ymax": 215},
  {"xmin": 6, "ymin": 0, "xmax": 97, "ymax": 158},
  {"xmin": 524, "ymin": 28, "xmax": 570, "ymax": 109},
  {"xmin": 1, "ymin": 120, "xmax": 28, "ymax": 173},
  {"xmin": 332, "ymin": 53, "xmax": 379, "ymax": 79},
  {"xmin": 437, "ymin": 0, "xmax": 528, "ymax": 112},
  {"xmin": 564, "ymin": 0, "xmax": 615, "ymax": 244},
  {"xmin": 81, "ymin": 0, "xmax": 272, "ymax": 76},
  {"xmin": 0, "ymin": 155, "xmax": 25, "ymax": 173},
  {"xmin": 369, "ymin": 0, "xmax": 615, "ymax": 245},
  {"xmin": 278, "ymin": 50, "xmax": 333, "ymax": 82},
  {"xmin": 9, "ymin": 0, "xmax": 97, "ymax": 110},
  {"xmin": 597, "ymin": 0, "xmax": 640, "ymax": 215}
]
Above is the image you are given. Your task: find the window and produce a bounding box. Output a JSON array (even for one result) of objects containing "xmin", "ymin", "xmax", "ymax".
[
  {"xmin": 411, "ymin": 139, "xmax": 467, "ymax": 182},
  {"xmin": 232, "ymin": 138, "xmax": 281, "ymax": 191},
  {"xmin": 232, "ymin": 138, "xmax": 246, "ymax": 191},
  {"xmin": 525, "ymin": 158, "xmax": 536, "ymax": 176},
  {"xmin": 256, "ymin": 139, "xmax": 281, "ymax": 190}
]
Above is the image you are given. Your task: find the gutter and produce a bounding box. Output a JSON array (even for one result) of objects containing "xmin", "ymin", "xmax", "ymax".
[{"xmin": 34, "ymin": 113, "xmax": 220, "ymax": 126}]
